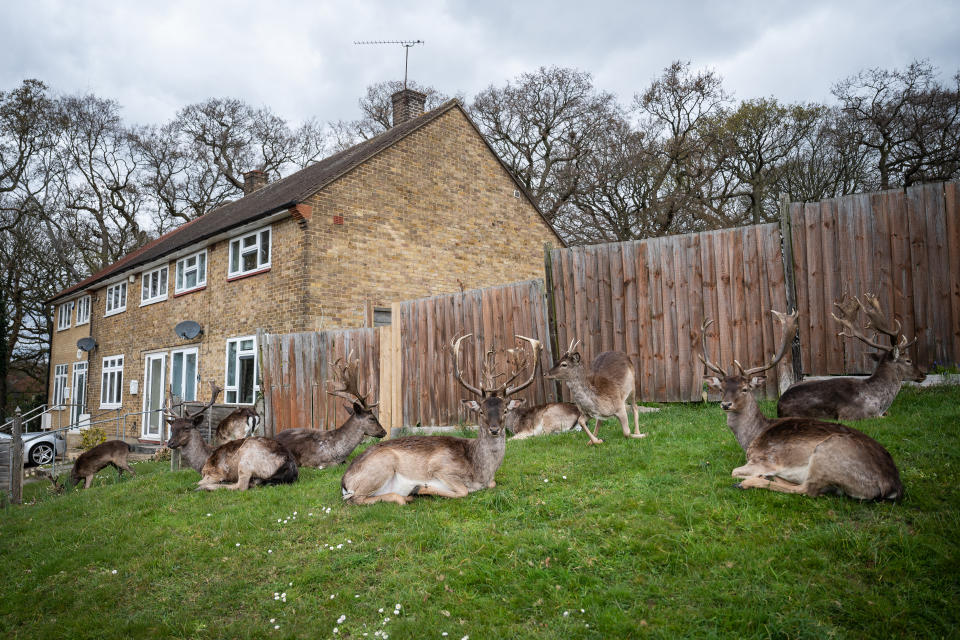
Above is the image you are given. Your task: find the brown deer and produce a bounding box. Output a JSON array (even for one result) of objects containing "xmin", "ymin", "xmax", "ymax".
[
  {"xmin": 544, "ymin": 340, "xmax": 644, "ymax": 444},
  {"xmin": 340, "ymin": 334, "xmax": 541, "ymax": 505},
  {"xmin": 67, "ymin": 440, "xmax": 136, "ymax": 489},
  {"xmin": 700, "ymin": 310, "xmax": 904, "ymax": 501},
  {"xmin": 214, "ymin": 407, "xmax": 260, "ymax": 445},
  {"xmin": 164, "ymin": 382, "xmax": 298, "ymax": 491},
  {"xmin": 777, "ymin": 293, "xmax": 925, "ymax": 420},
  {"xmin": 276, "ymin": 353, "xmax": 386, "ymax": 468},
  {"xmin": 507, "ymin": 402, "xmax": 586, "ymax": 440}
]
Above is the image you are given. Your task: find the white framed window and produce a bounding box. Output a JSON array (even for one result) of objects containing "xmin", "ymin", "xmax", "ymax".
[
  {"xmin": 140, "ymin": 265, "xmax": 169, "ymax": 305},
  {"xmin": 100, "ymin": 355, "xmax": 124, "ymax": 409},
  {"xmin": 228, "ymin": 226, "xmax": 271, "ymax": 278},
  {"xmin": 175, "ymin": 250, "xmax": 207, "ymax": 294},
  {"xmin": 57, "ymin": 301, "xmax": 74, "ymax": 331},
  {"xmin": 53, "ymin": 364, "xmax": 69, "ymax": 407},
  {"xmin": 225, "ymin": 335, "xmax": 258, "ymax": 404},
  {"xmin": 105, "ymin": 282, "xmax": 127, "ymax": 316},
  {"xmin": 76, "ymin": 295, "xmax": 91, "ymax": 325},
  {"xmin": 170, "ymin": 347, "xmax": 199, "ymax": 402}
]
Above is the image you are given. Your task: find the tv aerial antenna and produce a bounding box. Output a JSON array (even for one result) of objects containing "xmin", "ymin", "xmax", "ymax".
[{"xmin": 354, "ymin": 40, "xmax": 424, "ymax": 89}]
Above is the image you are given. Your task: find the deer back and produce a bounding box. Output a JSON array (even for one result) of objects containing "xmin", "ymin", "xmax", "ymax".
[
  {"xmin": 276, "ymin": 405, "xmax": 385, "ymax": 467},
  {"xmin": 71, "ymin": 440, "xmax": 132, "ymax": 483},
  {"xmin": 200, "ymin": 437, "xmax": 298, "ymax": 486}
]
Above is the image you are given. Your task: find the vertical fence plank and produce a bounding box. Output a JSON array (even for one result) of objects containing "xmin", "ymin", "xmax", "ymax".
[
  {"xmin": 790, "ymin": 203, "xmax": 811, "ymax": 373},
  {"xmin": 945, "ymin": 182, "xmax": 960, "ymax": 363}
]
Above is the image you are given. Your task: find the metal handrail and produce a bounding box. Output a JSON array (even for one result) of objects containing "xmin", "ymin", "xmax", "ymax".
[{"xmin": 1, "ymin": 404, "xmax": 48, "ymax": 433}]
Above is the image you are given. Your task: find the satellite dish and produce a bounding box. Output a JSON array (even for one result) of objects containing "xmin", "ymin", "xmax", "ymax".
[
  {"xmin": 77, "ymin": 337, "xmax": 97, "ymax": 352},
  {"xmin": 174, "ymin": 320, "xmax": 203, "ymax": 340}
]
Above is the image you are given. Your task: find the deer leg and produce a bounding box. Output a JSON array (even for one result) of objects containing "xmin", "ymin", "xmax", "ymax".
[
  {"xmin": 629, "ymin": 398, "xmax": 645, "ymax": 438},
  {"xmin": 83, "ymin": 475, "xmax": 93, "ymax": 489},
  {"xmin": 582, "ymin": 417, "xmax": 604, "ymax": 445},
  {"xmin": 415, "ymin": 477, "xmax": 470, "ymax": 499},
  {"xmin": 228, "ymin": 471, "xmax": 253, "ymax": 491},
  {"xmin": 739, "ymin": 475, "xmax": 806, "ymax": 494},
  {"xmin": 350, "ymin": 493, "xmax": 414, "ymax": 505},
  {"xmin": 731, "ymin": 463, "xmax": 776, "ymax": 479}
]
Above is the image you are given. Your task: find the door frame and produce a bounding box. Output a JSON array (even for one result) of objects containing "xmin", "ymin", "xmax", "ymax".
[{"xmin": 142, "ymin": 352, "xmax": 167, "ymax": 441}]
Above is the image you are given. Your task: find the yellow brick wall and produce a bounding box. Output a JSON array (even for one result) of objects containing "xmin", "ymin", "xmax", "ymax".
[{"xmin": 46, "ymin": 297, "xmax": 91, "ymax": 430}]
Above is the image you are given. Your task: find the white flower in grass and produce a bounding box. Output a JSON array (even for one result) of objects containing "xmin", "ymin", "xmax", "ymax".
[
  {"xmin": 544, "ymin": 478, "xmax": 549, "ymax": 483},
  {"xmin": 442, "ymin": 633, "xmax": 448, "ymax": 637},
  {"xmin": 384, "ymin": 617, "xmax": 390, "ymax": 623},
  {"xmin": 281, "ymin": 592, "xmax": 286, "ymax": 598},
  {"xmin": 580, "ymin": 609, "xmax": 585, "ymax": 613},
  {"xmin": 293, "ymin": 511, "xmax": 297, "ymax": 515},
  {"xmin": 563, "ymin": 611, "xmax": 569, "ymax": 617},
  {"xmin": 395, "ymin": 603, "xmax": 401, "ymax": 609},
  {"xmin": 268, "ymin": 550, "xmax": 273, "ymax": 554},
  {"xmin": 206, "ymin": 513, "xmax": 212, "ymax": 516},
  {"xmin": 274, "ymin": 624, "xmax": 280, "ymax": 630},
  {"xmin": 562, "ymin": 475, "xmax": 567, "ymax": 480},
  {"xmin": 111, "ymin": 569, "xmax": 117, "ymax": 574},
  {"xmin": 378, "ymin": 608, "xmax": 384, "ymax": 613},
  {"xmin": 348, "ymin": 539, "xmax": 353, "ymax": 544},
  {"xmin": 337, "ymin": 615, "xmax": 346, "ymax": 624},
  {"xmin": 270, "ymin": 619, "xmax": 275, "ymax": 623},
  {"xmin": 337, "ymin": 543, "xmax": 343, "ymax": 549},
  {"xmin": 333, "ymin": 627, "xmax": 339, "ymax": 634},
  {"xmin": 461, "ymin": 636, "xmax": 469, "ymax": 640},
  {"xmin": 278, "ymin": 519, "xmax": 282, "ymax": 523},
  {"xmin": 235, "ymin": 543, "xmax": 240, "ymax": 547},
  {"xmin": 330, "ymin": 594, "xmax": 336, "ymax": 599}
]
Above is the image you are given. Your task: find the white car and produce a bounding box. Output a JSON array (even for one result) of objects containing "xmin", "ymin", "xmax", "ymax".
[{"xmin": 0, "ymin": 430, "xmax": 67, "ymax": 466}]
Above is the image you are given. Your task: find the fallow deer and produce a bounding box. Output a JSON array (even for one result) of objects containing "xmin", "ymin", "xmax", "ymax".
[
  {"xmin": 700, "ymin": 310, "xmax": 904, "ymax": 501},
  {"xmin": 507, "ymin": 402, "xmax": 586, "ymax": 440},
  {"xmin": 164, "ymin": 382, "xmax": 298, "ymax": 490},
  {"xmin": 68, "ymin": 440, "xmax": 136, "ymax": 489},
  {"xmin": 214, "ymin": 407, "xmax": 261, "ymax": 445},
  {"xmin": 340, "ymin": 334, "xmax": 541, "ymax": 505},
  {"xmin": 777, "ymin": 293, "xmax": 925, "ymax": 420},
  {"xmin": 276, "ymin": 353, "xmax": 386, "ymax": 468},
  {"xmin": 544, "ymin": 340, "xmax": 645, "ymax": 444}
]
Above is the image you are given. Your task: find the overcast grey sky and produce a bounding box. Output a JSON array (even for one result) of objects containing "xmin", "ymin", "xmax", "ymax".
[{"xmin": 2, "ymin": 0, "xmax": 958, "ymax": 127}]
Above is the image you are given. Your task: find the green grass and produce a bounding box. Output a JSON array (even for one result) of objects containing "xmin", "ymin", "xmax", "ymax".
[{"xmin": 2, "ymin": 386, "xmax": 959, "ymax": 639}]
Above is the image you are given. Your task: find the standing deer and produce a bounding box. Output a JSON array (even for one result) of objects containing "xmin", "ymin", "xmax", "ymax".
[
  {"xmin": 68, "ymin": 440, "xmax": 136, "ymax": 489},
  {"xmin": 777, "ymin": 293, "xmax": 925, "ymax": 420},
  {"xmin": 507, "ymin": 402, "xmax": 586, "ymax": 440},
  {"xmin": 701, "ymin": 310, "xmax": 904, "ymax": 500},
  {"xmin": 544, "ymin": 340, "xmax": 645, "ymax": 444},
  {"xmin": 276, "ymin": 353, "xmax": 386, "ymax": 468},
  {"xmin": 164, "ymin": 382, "xmax": 298, "ymax": 490},
  {"xmin": 340, "ymin": 334, "xmax": 541, "ymax": 505},
  {"xmin": 214, "ymin": 407, "xmax": 261, "ymax": 445}
]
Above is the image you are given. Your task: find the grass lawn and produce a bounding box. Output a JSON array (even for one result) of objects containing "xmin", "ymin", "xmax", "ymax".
[{"xmin": 1, "ymin": 385, "xmax": 958, "ymax": 639}]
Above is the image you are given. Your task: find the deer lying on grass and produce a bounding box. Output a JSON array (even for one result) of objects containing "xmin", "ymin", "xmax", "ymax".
[
  {"xmin": 701, "ymin": 310, "xmax": 904, "ymax": 501},
  {"xmin": 777, "ymin": 293, "xmax": 925, "ymax": 420},
  {"xmin": 507, "ymin": 402, "xmax": 586, "ymax": 440},
  {"xmin": 214, "ymin": 407, "xmax": 261, "ymax": 445},
  {"xmin": 56, "ymin": 440, "xmax": 136, "ymax": 490},
  {"xmin": 276, "ymin": 353, "xmax": 386, "ymax": 468},
  {"xmin": 165, "ymin": 382, "xmax": 298, "ymax": 491},
  {"xmin": 544, "ymin": 340, "xmax": 645, "ymax": 444},
  {"xmin": 341, "ymin": 334, "xmax": 541, "ymax": 505}
]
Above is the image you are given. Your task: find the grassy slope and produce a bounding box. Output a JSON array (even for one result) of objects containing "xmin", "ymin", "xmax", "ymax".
[{"xmin": 1, "ymin": 386, "xmax": 958, "ymax": 640}]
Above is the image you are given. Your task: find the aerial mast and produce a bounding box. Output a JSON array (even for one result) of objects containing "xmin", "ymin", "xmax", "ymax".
[{"xmin": 353, "ymin": 40, "xmax": 424, "ymax": 89}]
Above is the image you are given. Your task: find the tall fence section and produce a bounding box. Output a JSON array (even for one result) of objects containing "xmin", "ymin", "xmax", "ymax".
[{"xmin": 259, "ymin": 181, "xmax": 959, "ymax": 431}]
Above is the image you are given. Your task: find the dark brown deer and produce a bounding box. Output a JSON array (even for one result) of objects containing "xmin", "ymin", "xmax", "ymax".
[
  {"xmin": 506, "ymin": 402, "xmax": 585, "ymax": 440},
  {"xmin": 544, "ymin": 340, "xmax": 644, "ymax": 444},
  {"xmin": 777, "ymin": 293, "xmax": 925, "ymax": 420},
  {"xmin": 276, "ymin": 353, "xmax": 386, "ymax": 468},
  {"xmin": 700, "ymin": 309, "xmax": 904, "ymax": 501},
  {"xmin": 67, "ymin": 440, "xmax": 136, "ymax": 489},
  {"xmin": 340, "ymin": 334, "xmax": 541, "ymax": 505},
  {"xmin": 214, "ymin": 407, "xmax": 260, "ymax": 445},
  {"xmin": 164, "ymin": 382, "xmax": 298, "ymax": 490}
]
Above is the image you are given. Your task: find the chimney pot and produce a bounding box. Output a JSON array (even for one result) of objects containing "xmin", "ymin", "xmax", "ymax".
[
  {"xmin": 391, "ymin": 89, "xmax": 427, "ymax": 127},
  {"xmin": 243, "ymin": 170, "xmax": 268, "ymax": 195}
]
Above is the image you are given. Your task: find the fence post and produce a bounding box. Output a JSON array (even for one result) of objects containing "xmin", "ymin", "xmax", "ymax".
[
  {"xmin": 542, "ymin": 244, "xmax": 563, "ymax": 401},
  {"xmin": 390, "ymin": 302, "xmax": 403, "ymax": 437},
  {"xmin": 11, "ymin": 407, "xmax": 23, "ymax": 505},
  {"xmin": 779, "ymin": 194, "xmax": 803, "ymax": 389}
]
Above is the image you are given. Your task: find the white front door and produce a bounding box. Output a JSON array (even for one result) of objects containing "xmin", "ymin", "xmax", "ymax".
[
  {"xmin": 71, "ymin": 362, "xmax": 88, "ymax": 427},
  {"xmin": 142, "ymin": 353, "xmax": 167, "ymax": 440}
]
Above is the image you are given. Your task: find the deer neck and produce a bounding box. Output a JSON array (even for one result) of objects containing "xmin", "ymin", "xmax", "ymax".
[
  {"xmin": 180, "ymin": 431, "xmax": 214, "ymax": 473},
  {"xmin": 468, "ymin": 429, "xmax": 506, "ymax": 486},
  {"xmin": 727, "ymin": 396, "xmax": 772, "ymax": 452},
  {"xmin": 329, "ymin": 418, "xmax": 369, "ymax": 460},
  {"xmin": 862, "ymin": 357, "xmax": 902, "ymax": 410}
]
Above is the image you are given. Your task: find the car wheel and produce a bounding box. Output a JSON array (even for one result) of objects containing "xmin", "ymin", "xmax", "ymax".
[{"xmin": 29, "ymin": 442, "xmax": 55, "ymax": 466}]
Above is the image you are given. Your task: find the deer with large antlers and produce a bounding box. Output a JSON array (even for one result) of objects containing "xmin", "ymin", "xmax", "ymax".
[
  {"xmin": 701, "ymin": 310, "xmax": 904, "ymax": 500},
  {"xmin": 544, "ymin": 339, "xmax": 645, "ymax": 444},
  {"xmin": 276, "ymin": 352, "xmax": 386, "ymax": 468},
  {"xmin": 164, "ymin": 382, "xmax": 298, "ymax": 490},
  {"xmin": 777, "ymin": 293, "xmax": 925, "ymax": 420},
  {"xmin": 340, "ymin": 335, "xmax": 541, "ymax": 505}
]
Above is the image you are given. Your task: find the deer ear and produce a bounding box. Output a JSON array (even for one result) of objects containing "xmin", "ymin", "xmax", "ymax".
[
  {"xmin": 507, "ymin": 398, "xmax": 526, "ymax": 410},
  {"xmin": 191, "ymin": 413, "xmax": 205, "ymax": 426},
  {"xmin": 704, "ymin": 376, "xmax": 722, "ymax": 392},
  {"xmin": 570, "ymin": 352, "xmax": 581, "ymax": 364},
  {"xmin": 344, "ymin": 403, "xmax": 355, "ymax": 415},
  {"xmin": 352, "ymin": 402, "xmax": 365, "ymax": 415},
  {"xmin": 461, "ymin": 399, "xmax": 480, "ymax": 413},
  {"xmin": 749, "ymin": 376, "xmax": 766, "ymax": 389}
]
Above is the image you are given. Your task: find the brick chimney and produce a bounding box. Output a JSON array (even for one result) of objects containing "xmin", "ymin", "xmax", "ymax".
[
  {"xmin": 243, "ymin": 170, "xmax": 268, "ymax": 195},
  {"xmin": 391, "ymin": 88, "xmax": 427, "ymax": 127}
]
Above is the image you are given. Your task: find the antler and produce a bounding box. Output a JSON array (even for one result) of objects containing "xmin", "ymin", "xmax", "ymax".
[
  {"xmin": 184, "ymin": 381, "xmax": 220, "ymax": 419},
  {"xmin": 832, "ymin": 295, "xmax": 888, "ymax": 351},
  {"xmin": 564, "ymin": 337, "xmax": 581, "ymax": 356},
  {"xmin": 452, "ymin": 334, "xmax": 484, "ymax": 396},
  {"xmin": 858, "ymin": 293, "xmax": 902, "ymax": 341},
  {"xmin": 698, "ymin": 318, "xmax": 726, "ymax": 376},
  {"xmin": 503, "ymin": 335, "xmax": 543, "ymax": 396},
  {"xmin": 736, "ymin": 310, "xmax": 799, "ymax": 376},
  {"xmin": 327, "ymin": 351, "xmax": 377, "ymax": 409}
]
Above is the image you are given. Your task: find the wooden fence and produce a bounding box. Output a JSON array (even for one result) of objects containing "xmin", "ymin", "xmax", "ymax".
[
  {"xmin": 790, "ymin": 181, "xmax": 960, "ymax": 375},
  {"xmin": 549, "ymin": 224, "xmax": 789, "ymax": 402}
]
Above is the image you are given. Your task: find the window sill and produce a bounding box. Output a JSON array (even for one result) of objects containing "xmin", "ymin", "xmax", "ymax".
[
  {"xmin": 174, "ymin": 285, "xmax": 207, "ymax": 298},
  {"xmin": 227, "ymin": 266, "xmax": 271, "ymax": 282},
  {"xmin": 139, "ymin": 296, "xmax": 168, "ymax": 308},
  {"xmin": 99, "ymin": 404, "xmax": 122, "ymax": 410},
  {"xmin": 104, "ymin": 309, "xmax": 126, "ymax": 318},
  {"xmin": 56, "ymin": 326, "xmax": 71, "ymax": 332},
  {"xmin": 76, "ymin": 319, "xmax": 90, "ymax": 327}
]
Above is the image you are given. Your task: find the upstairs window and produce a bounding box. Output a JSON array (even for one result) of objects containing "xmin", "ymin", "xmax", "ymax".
[
  {"xmin": 175, "ymin": 250, "xmax": 207, "ymax": 294},
  {"xmin": 76, "ymin": 295, "xmax": 91, "ymax": 325},
  {"xmin": 141, "ymin": 266, "xmax": 168, "ymax": 305},
  {"xmin": 100, "ymin": 355, "xmax": 124, "ymax": 409},
  {"xmin": 228, "ymin": 226, "xmax": 271, "ymax": 278},
  {"xmin": 105, "ymin": 282, "xmax": 127, "ymax": 316},
  {"xmin": 57, "ymin": 301, "xmax": 74, "ymax": 331}
]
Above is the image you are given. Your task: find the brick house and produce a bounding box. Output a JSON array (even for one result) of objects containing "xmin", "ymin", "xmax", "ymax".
[{"xmin": 45, "ymin": 91, "xmax": 561, "ymax": 442}]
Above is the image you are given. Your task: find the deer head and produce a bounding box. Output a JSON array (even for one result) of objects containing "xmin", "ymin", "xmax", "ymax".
[
  {"xmin": 327, "ymin": 352, "xmax": 385, "ymax": 438},
  {"xmin": 165, "ymin": 381, "xmax": 221, "ymax": 448},
  {"xmin": 544, "ymin": 338, "xmax": 583, "ymax": 381},
  {"xmin": 452, "ymin": 334, "xmax": 542, "ymax": 437},
  {"xmin": 832, "ymin": 294, "xmax": 924, "ymax": 381}
]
